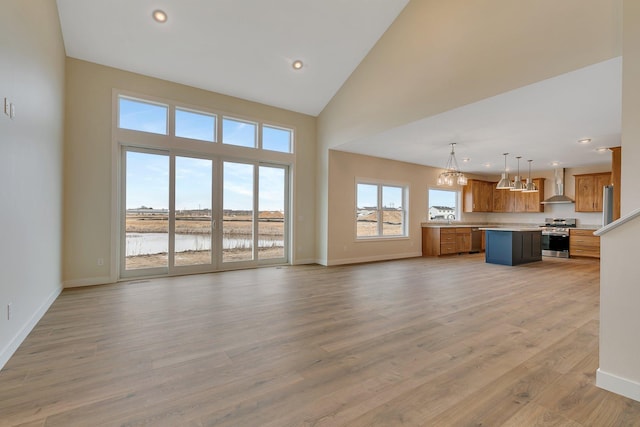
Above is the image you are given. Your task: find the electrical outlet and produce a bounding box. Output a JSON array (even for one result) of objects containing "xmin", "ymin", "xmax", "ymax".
[
  {"xmin": 7, "ymin": 303, "xmax": 11, "ymax": 320},
  {"xmin": 97, "ymin": 258, "xmax": 104, "ymax": 266}
]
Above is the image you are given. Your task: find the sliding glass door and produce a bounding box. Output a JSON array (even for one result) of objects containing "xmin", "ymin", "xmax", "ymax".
[
  {"xmin": 174, "ymin": 156, "xmax": 213, "ymax": 267},
  {"xmin": 122, "ymin": 148, "xmax": 288, "ymax": 277},
  {"xmin": 124, "ymin": 150, "xmax": 170, "ymax": 274}
]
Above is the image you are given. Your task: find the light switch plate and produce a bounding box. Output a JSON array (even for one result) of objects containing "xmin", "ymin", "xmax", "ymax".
[{"xmin": 9, "ymin": 103, "xmax": 15, "ymax": 119}]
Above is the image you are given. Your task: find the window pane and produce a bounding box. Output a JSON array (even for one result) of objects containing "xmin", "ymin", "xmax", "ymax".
[
  {"xmin": 356, "ymin": 183, "xmax": 379, "ymax": 237},
  {"xmin": 223, "ymin": 162, "xmax": 254, "ymax": 262},
  {"xmin": 125, "ymin": 151, "xmax": 169, "ymax": 270},
  {"xmin": 176, "ymin": 108, "xmax": 216, "ymax": 142},
  {"xmin": 382, "ymin": 186, "xmax": 404, "ymax": 236},
  {"xmin": 429, "ymin": 189, "xmax": 458, "ymax": 220},
  {"xmin": 223, "ymin": 117, "xmax": 257, "ymax": 148},
  {"xmin": 259, "ymin": 166, "xmax": 285, "ymax": 260},
  {"xmin": 119, "ymin": 97, "xmax": 168, "ymax": 135},
  {"xmin": 262, "ymin": 125, "xmax": 292, "ymax": 153},
  {"xmin": 175, "ymin": 157, "xmax": 213, "ymax": 267}
]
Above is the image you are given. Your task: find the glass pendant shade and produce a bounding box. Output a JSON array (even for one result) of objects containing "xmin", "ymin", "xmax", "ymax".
[{"xmin": 437, "ymin": 143, "xmax": 467, "ymax": 187}]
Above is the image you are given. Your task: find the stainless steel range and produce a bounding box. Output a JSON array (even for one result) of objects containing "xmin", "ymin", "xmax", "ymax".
[{"xmin": 540, "ymin": 218, "xmax": 576, "ymax": 258}]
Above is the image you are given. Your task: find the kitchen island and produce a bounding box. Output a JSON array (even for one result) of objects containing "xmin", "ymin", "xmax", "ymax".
[{"xmin": 481, "ymin": 228, "xmax": 542, "ymax": 266}]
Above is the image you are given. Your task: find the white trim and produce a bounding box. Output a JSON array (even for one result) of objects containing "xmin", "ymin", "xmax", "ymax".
[
  {"xmin": 594, "ymin": 207, "xmax": 640, "ymax": 236},
  {"xmin": 63, "ymin": 276, "xmax": 114, "ymax": 288},
  {"xmin": 292, "ymin": 257, "xmax": 317, "ymax": 265},
  {"xmin": 326, "ymin": 252, "xmax": 421, "ymax": 266},
  {"xmin": 0, "ymin": 287, "xmax": 62, "ymax": 370},
  {"xmin": 596, "ymin": 368, "xmax": 640, "ymax": 402}
]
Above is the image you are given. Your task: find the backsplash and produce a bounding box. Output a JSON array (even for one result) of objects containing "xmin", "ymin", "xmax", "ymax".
[{"xmin": 461, "ymin": 204, "xmax": 603, "ymax": 228}]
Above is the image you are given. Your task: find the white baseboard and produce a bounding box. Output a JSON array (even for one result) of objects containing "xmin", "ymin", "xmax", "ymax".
[
  {"xmin": 292, "ymin": 257, "xmax": 318, "ymax": 265},
  {"xmin": 0, "ymin": 286, "xmax": 62, "ymax": 370},
  {"xmin": 597, "ymin": 368, "xmax": 640, "ymax": 402},
  {"xmin": 327, "ymin": 251, "xmax": 422, "ymax": 266},
  {"xmin": 63, "ymin": 275, "xmax": 113, "ymax": 288}
]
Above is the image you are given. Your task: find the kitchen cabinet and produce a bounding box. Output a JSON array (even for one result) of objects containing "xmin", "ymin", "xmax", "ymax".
[
  {"xmin": 492, "ymin": 186, "xmax": 514, "ymax": 212},
  {"xmin": 455, "ymin": 227, "xmax": 472, "ymax": 252},
  {"xmin": 569, "ymin": 229, "xmax": 600, "ymax": 258},
  {"xmin": 574, "ymin": 172, "xmax": 611, "ymax": 212},
  {"xmin": 422, "ymin": 227, "xmax": 472, "ymax": 256},
  {"xmin": 513, "ymin": 178, "xmax": 545, "ymax": 212},
  {"xmin": 463, "ymin": 179, "xmax": 493, "ymax": 212}
]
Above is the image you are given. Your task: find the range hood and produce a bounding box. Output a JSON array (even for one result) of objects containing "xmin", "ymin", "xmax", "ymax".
[{"xmin": 541, "ymin": 168, "xmax": 575, "ymax": 204}]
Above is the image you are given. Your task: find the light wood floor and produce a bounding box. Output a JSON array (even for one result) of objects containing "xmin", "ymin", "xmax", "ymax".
[{"xmin": 2, "ymin": 254, "xmax": 640, "ymax": 426}]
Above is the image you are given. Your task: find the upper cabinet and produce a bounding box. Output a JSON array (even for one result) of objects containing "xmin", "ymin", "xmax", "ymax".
[
  {"xmin": 491, "ymin": 178, "xmax": 545, "ymax": 213},
  {"xmin": 574, "ymin": 172, "xmax": 612, "ymax": 212},
  {"xmin": 492, "ymin": 185, "xmax": 514, "ymax": 212},
  {"xmin": 463, "ymin": 179, "xmax": 493, "ymax": 212},
  {"xmin": 514, "ymin": 178, "xmax": 545, "ymax": 213},
  {"xmin": 464, "ymin": 178, "xmax": 546, "ymax": 213}
]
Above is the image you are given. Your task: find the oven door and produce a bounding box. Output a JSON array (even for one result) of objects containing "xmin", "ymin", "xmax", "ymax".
[{"xmin": 541, "ymin": 233, "xmax": 569, "ymax": 258}]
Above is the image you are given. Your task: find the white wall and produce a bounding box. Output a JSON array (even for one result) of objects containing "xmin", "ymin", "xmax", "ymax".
[
  {"xmin": 621, "ymin": 0, "xmax": 640, "ymax": 215},
  {"xmin": 63, "ymin": 59, "xmax": 318, "ymax": 285},
  {"xmin": 326, "ymin": 150, "xmax": 611, "ymax": 265},
  {"xmin": 317, "ymin": 0, "xmax": 622, "ymax": 263},
  {"xmin": 596, "ymin": 0, "xmax": 640, "ymax": 402},
  {"xmin": 597, "ymin": 217, "xmax": 640, "ymax": 402},
  {"xmin": 0, "ymin": 1, "xmax": 66, "ymax": 368}
]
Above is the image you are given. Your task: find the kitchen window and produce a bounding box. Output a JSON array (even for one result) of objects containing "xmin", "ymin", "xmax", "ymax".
[
  {"xmin": 428, "ymin": 188, "xmax": 459, "ymax": 221},
  {"xmin": 356, "ymin": 182, "xmax": 407, "ymax": 238}
]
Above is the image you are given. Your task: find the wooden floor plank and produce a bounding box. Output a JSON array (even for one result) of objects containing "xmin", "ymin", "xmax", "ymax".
[{"xmin": 1, "ymin": 254, "xmax": 639, "ymax": 426}]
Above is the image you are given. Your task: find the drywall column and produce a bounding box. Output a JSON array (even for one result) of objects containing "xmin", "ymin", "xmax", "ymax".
[
  {"xmin": 596, "ymin": 0, "xmax": 640, "ymax": 402},
  {"xmin": 620, "ymin": 0, "xmax": 640, "ymax": 215}
]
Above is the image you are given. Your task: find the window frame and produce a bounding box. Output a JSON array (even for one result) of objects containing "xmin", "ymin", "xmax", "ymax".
[
  {"xmin": 174, "ymin": 106, "xmax": 217, "ymax": 143},
  {"xmin": 355, "ymin": 180, "xmax": 408, "ymax": 240},
  {"xmin": 112, "ymin": 89, "xmax": 296, "ymax": 280},
  {"xmin": 427, "ymin": 187, "xmax": 461, "ymax": 222},
  {"xmin": 117, "ymin": 95, "xmax": 169, "ymax": 135},
  {"xmin": 261, "ymin": 123, "xmax": 294, "ymax": 153}
]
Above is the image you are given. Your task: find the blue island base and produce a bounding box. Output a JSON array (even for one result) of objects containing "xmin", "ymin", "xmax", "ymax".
[{"xmin": 485, "ymin": 230, "xmax": 542, "ymax": 266}]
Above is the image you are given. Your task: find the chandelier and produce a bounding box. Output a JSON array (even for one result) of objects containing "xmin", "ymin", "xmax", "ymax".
[{"xmin": 437, "ymin": 143, "xmax": 468, "ymax": 186}]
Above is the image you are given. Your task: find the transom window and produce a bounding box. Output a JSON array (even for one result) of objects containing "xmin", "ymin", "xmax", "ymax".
[
  {"xmin": 118, "ymin": 97, "xmax": 168, "ymax": 135},
  {"xmin": 116, "ymin": 95, "xmax": 293, "ymax": 153},
  {"xmin": 262, "ymin": 125, "xmax": 292, "ymax": 153},
  {"xmin": 175, "ymin": 108, "xmax": 216, "ymax": 142},
  {"xmin": 356, "ymin": 182, "xmax": 407, "ymax": 238},
  {"xmin": 222, "ymin": 117, "xmax": 257, "ymax": 148}
]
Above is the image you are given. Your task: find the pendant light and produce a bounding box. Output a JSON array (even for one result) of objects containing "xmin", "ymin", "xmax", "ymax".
[
  {"xmin": 496, "ymin": 153, "xmax": 513, "ymax": 189},
  {"xmin": 437, "ymin": 143, "xmax": 468, "ymax": 186},
  {"xmin": 522, "ymin": 159, "xmax": 539, "ymax": 193},
  {"xmin": 510, "ymin": 156, "xmax": 525, "ymax": 191}
]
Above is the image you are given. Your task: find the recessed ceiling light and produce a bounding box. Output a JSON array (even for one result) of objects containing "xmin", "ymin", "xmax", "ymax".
[
  {"xmin": 595, "ymin": 147, "xmax": 609, "ymax": 153},
  {"xmin": 578, "ymin": 138, "xmax": 592, "ymax": 144},
  {"xmin": 462, "ymin": 158, "xmax": 470, "ymax": 163},
  {"xmin": 551, "ymin": 161, "xmax": 560, "ymax": 166},
  {"xmin": 152, "ymin": 9, "xmax": 167, "ymax": 23},
  {"xmin": 292, "ymin": 60, "xmax": 303, "ymax": 70}
]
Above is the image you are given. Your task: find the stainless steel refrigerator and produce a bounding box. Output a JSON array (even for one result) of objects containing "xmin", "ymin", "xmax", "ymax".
[{"xmin": 603, "ymin": 185, "xmax": 614, "ymax": 226}]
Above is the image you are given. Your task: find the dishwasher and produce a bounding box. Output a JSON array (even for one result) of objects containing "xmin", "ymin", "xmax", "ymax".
[{"xmin": 471, "ymin": 228, "xmax": 482, "ymax": 253}]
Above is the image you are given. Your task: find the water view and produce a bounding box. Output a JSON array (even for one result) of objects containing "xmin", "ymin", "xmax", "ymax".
[{"xmin": 126, "ymin": 232, "xmax": 284, "ymax": 256}]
